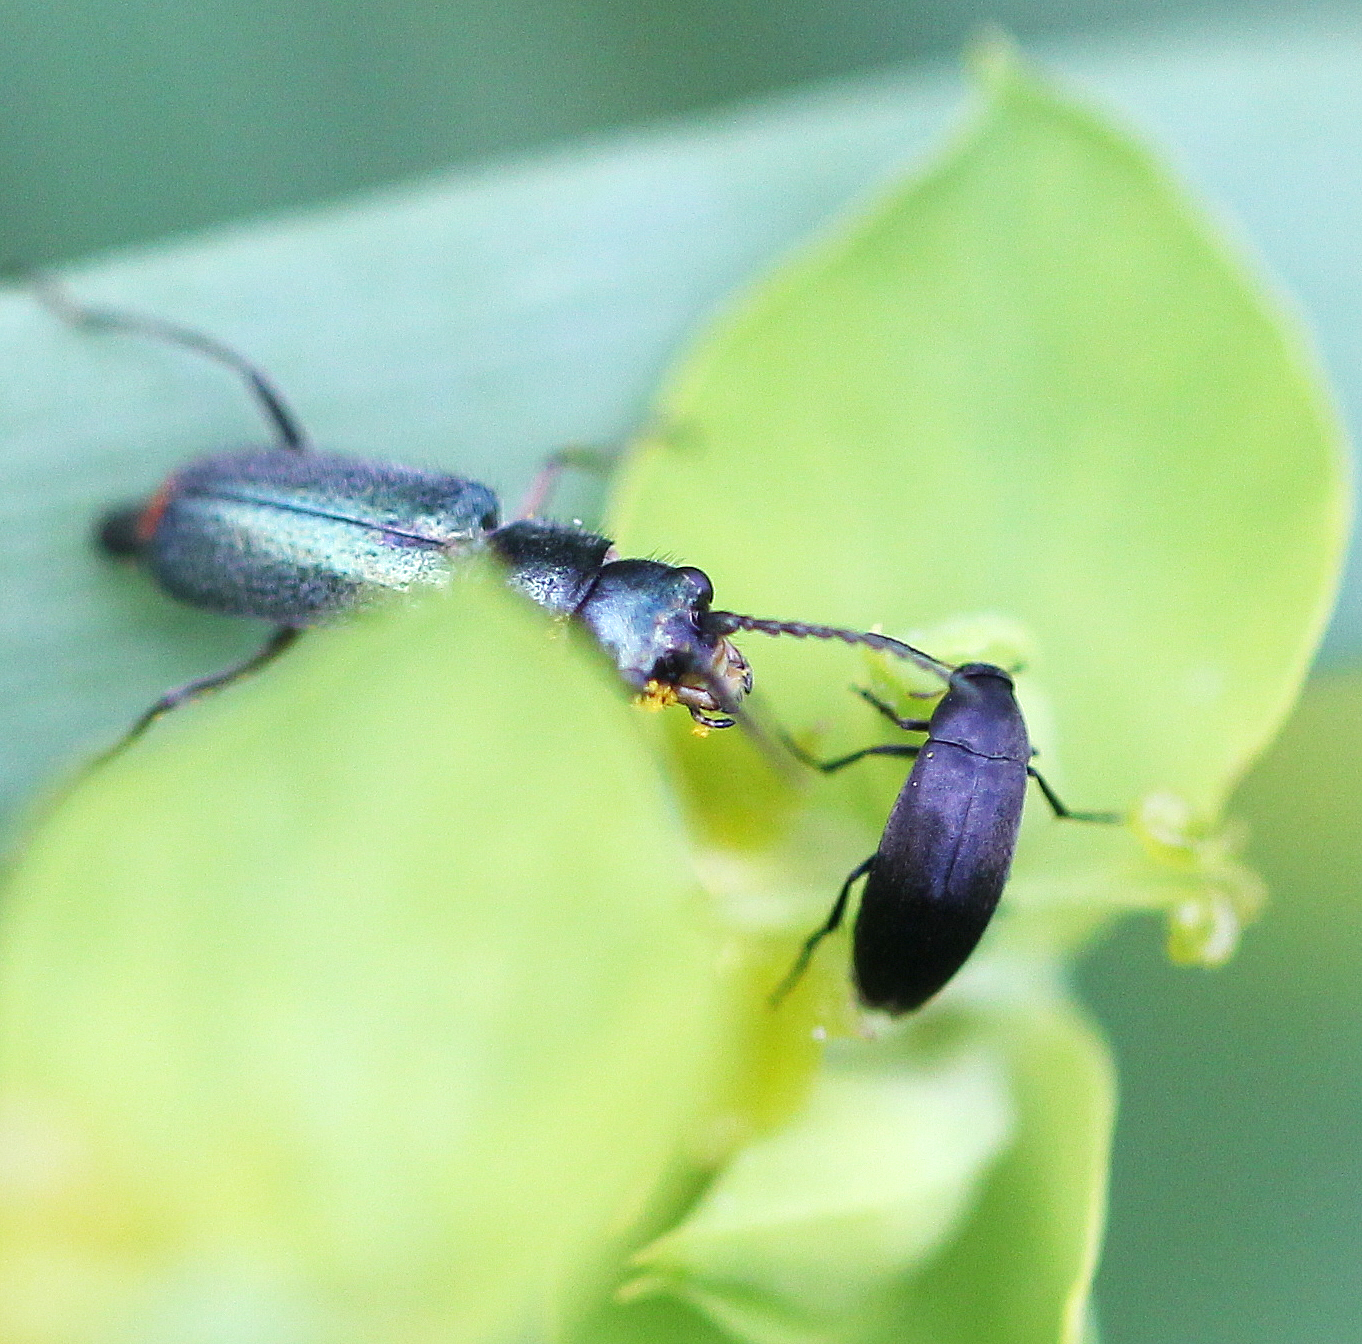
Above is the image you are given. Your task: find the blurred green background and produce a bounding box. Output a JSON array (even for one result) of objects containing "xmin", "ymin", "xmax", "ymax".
[
  {"xmin": 3, "ymin": 1, "xmax": 1361, "ymax": 1341},
  {"xmin": 2, "ymin": 0, "xmax": 1356, "ymax": 272}
]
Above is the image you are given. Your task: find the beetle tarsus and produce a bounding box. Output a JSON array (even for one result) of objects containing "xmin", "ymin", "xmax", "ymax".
[{"xmin": 514, "ymin": 444, "xmax": 621, "ymax": 519}]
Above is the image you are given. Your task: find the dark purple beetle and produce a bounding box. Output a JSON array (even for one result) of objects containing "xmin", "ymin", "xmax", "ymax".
[{"xmin": 766, "ymin": 660, "xmax": 1120, "ymax": 1013}]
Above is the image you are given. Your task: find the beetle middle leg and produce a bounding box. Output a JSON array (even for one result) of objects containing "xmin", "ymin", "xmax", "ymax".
[
  {"xmin": 784, "ymin": 739, "xmax": 921, "ymax": 774},
  {"xmin": 1026, "ymin": 766, "xmax": 1123, "ymax": 824},
  {"xmin": 95, "ymin": 625, "xmax": 301, "ymax": 765},
  {"xmin": 515, "ymin": 445, "xmax": 622, "ymax": 519}
]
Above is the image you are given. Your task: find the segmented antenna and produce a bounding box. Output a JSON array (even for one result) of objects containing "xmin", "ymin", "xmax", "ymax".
[
  {"xmin": 706, "ymin": 612, "xmax": 954, "ymax": 685},
  {"xmin": 30, "ymin": 277, "xmax": 309, "ymax": 453}
]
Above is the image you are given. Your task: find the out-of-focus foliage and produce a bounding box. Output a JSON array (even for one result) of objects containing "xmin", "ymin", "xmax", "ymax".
[
  {"xmin": 1081, "ymin": 667, "xmax": 1362, "ymax": 1344},
  {"xmin": 0, "ymin": 573, "xmax": 747, "ymax": 1341},
  {"xmin": 1, "ymin": 0, "xmax": 1344, "ymax": 267}
]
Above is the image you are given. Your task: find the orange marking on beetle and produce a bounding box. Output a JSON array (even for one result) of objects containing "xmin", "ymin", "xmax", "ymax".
[{"xmin": 134, "ymin": 481, "xmax": 176, "ymax": 543}]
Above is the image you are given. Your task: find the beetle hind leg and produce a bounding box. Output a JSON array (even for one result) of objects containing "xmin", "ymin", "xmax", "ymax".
[
  {"xmin": 1026, "ymin": 765, "xmax": 1123, "ymax": 824},
  {"xmin": 97, "ymin": 625, "xmax": 302, "ymax": 766},
  {"xmin": 770, "ymin": 855, "xmax": 875, "ymax": 1007}
]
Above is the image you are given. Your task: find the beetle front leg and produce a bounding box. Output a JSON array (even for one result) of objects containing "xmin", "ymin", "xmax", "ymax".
[{"xmin": 853, "ymin": 686, "xmax": 933, "ymax": 731}]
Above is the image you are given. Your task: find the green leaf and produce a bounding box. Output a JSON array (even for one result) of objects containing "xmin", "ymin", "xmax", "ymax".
[
  {"xmin": 611, "ymin": 42, "xmax": 1347, "ymax": 869},
  {"xmin": 601, "ymin": 43, "xmax": 1345, "ymax": 1338},
  {"xmin": 884, "ymin": 999, "xmax": 1115, "ymax": 1344},
  {"xmin": 0, "ymin": 571, "xmax": 741, "ymax": 1342},
  {"xmin": 594, "ymin": 993, "xmax": 1112, "ymax": 1344},
  {"xmin": 623, "ymin": 1026, "xmax": 1015, "ymax": 1344},
  {"xmin": 0, "ymin": 40, "xmax": 1346, "ymax": 1344}
]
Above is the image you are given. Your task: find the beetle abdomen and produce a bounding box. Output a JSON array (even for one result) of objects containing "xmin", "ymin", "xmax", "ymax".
[
  {"xmin": 141, "ymin": 451, "xmax": 500, "ymax": 623},
  {"xmin": 853, "ymin": 741, "xmax": 1028, "ymax": 1013},
  {"xmin": 96, "ymin": 504, "xmax": 148, "ymax": 558}
]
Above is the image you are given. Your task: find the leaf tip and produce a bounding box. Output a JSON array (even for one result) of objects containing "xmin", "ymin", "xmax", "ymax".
[{"xmin": 965, "ymin": 26, "xmax": 1025, "ymax": 93}]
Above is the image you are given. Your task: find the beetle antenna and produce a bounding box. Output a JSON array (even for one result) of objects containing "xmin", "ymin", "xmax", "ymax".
[
  {"xmin": 706, "ymin": 612, "xmax": 954, "ymax": 686},
  {"xmin": 27, "ymin": 275, "xmax": 309, "ymax": 453}
]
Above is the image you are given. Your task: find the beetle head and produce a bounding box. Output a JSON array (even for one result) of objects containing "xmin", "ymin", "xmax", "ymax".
[{"xmin": 576, "ymin": 560, "xmax": 752, "ymax": 728}]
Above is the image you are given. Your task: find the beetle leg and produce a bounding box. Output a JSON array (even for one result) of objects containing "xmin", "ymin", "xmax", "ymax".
[
  {"xmin": 853, "ymin": 686, "xmax": 933, "ymax": 732},
  {"xmin": 771, "ymin": 855, "xmax": 876, "ymax": 1006},
  {"xmin": 28, "ymin": 277, "xmax": 309, "ymax": 452},
  {"xmin": 784, "ymin": 737, "xmax": 920, "ymax": 774},
  {"xmin": 1026, "ymin": 766, "xmax": 1123, "ymax": 824},
  {"xmin": 515, "ymin": 445, "xmax": 620, "ymax": 519},
  {"xmin": 99, "ymin": 625, "xmax": 302, "ymax": 763}
]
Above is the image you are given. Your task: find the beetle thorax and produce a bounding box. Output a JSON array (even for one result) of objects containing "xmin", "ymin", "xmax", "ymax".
[{"xmin": 929, "ymin": 663, "xmax": 1030, "ymax": 762}]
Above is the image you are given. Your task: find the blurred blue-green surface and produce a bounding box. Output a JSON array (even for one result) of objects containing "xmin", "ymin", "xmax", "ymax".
[
  {"xmin": 0, "ymin": 0, "xmax": 1347, "ymax": 269},
  {"xmin": 1078, "ymin": 668, "xmax": 1362, "ymax": 1344},
  {"xmin": 3, "ymin": 4, "xmax": 1361, "ymax": 1341},
  {"xmin": 8, "ymin": 6, "xmax": 1362, "ymax": 653}
]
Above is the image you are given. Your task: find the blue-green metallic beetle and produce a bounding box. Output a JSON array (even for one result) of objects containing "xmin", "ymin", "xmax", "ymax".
[{"xmin": 56, "ymin": 294, "xmax": 752, "ymax": 746}]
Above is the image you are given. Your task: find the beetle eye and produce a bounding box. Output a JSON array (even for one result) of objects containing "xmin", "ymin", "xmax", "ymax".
[{"xmin": 676, "ymin": 566, "xmax": 714, "ymax": 607}]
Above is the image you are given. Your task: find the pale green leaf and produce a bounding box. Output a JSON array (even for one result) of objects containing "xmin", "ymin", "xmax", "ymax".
[
  {"xmin": 0, "ymin": 39, "xmax": 1346, "ymax": 1344},
  {"xmin": 625, "ymin": 1030, "xmax": 1013, "ymax": 1344},
  {"xmin": 882, "ymin": 999, "xmax": 1115, "ymax": 1344},
  {"xmin": 611, "ymin": 44, "xmax": 1348, "ymax": 872},
  {"xmin": 0, "ymin": 572, "xmax": 737, "ymax": 1343}
]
